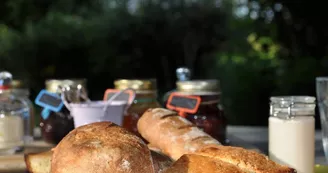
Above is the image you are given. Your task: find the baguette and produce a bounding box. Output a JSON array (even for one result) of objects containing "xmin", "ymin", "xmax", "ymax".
[
  {"xmin": 196, "ymin": 145, "xmax": 296, "ymax": 173},
  {"xmin": 138, "ymin": 108, "xmax": 296, "ymax": 173},
  {"xmin": 137, "ymin": 108, "xmax": 221, "ymax": 160},
  {"xmin": 24, "ymin": 150, "xmax": 53, "ymax": 173},
  {"xmin": 163, "ymin": 154, "xmax": 246, "ymax": 173}
]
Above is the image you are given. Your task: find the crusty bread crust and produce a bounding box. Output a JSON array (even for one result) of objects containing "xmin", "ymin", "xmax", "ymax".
[
  {"xmin": 137, "ymin": 108, "xmax": 221, "ymax": 160},
  {"xmin": 196, "ymin": 145, "xmax": 297, "ymax": 173},
  {"xmin": 151, "ymin": 150, "xmax": 173, "ymax": 173},
  {"xmin": 25, "ymin": 144, "xmax": 172, "ymax": 173},
  {"xmin": 25, "ymin": 150, "xmax": 52, "ymax": 173},
  {"xmin": 51, "ymin": 122, "xmax": 154, "ymax": 173},
  {"xmin": 163, "ymin": 154, "xmax": 246, "ymax": 173}
]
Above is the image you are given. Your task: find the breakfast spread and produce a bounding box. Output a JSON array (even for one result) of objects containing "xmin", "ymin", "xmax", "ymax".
[{"xmin": 25, "ymin": 108, "xmax": 296, "ymax": 173}]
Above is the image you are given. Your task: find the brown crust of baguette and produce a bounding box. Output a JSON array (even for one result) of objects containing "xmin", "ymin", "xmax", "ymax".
[
  {"xmin": 25, "ymin": 150, "xmax": 53, "ymax": 173},
  {"xmin": 51, "ymin": 122, "xmax": 154, "ymax": 173},
  {"xmin": 137, "ymin": 108, "xmax": 221, "ymax": 160},
  {"xmin": 196, "ymin": 145, "xmax": 296, "ymax": 173},
  {"xmin": 163, "ymin": 154, "xmax": 246, "ymax": 173}
]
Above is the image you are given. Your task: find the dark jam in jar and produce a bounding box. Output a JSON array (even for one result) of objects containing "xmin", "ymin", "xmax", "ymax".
[
  {"xmin": 40, "ymin": 107, "xmax": 74, "ymax": 144},
  {"xmin": 40, "ymin": 79, "xmax": 87, "ymax": 144},
  {"xmin": 165, "ymin": 80, "xmax": 227, "ymax": 144},
  {"xmin": 115, "ymin": 79, "xmax": 161, "ymax": 139},
  {"xmin": 184, "ymin": 93, "xmax": 227, "ymax": 144},
  {"xmin": 123, "ymin": 92, "xmax": 160, "ymax": 137}
]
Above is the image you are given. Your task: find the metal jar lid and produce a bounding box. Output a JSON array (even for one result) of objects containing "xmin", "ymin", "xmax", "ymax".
[
  {"xmin": 11, "ymin": 80, "xmax": 27, "ymax": 89},
  {"xmin": 114, "ymin": 79, "xmax": 157, "ymax": 91},
  {"xmin": 45, "ymin": 79, "xmax": 87, "ymax": 93},
  {"xmin": 270, "ymin": 96, "xmax": 316, "ymax": 118},
  {"xmin": 176, "ymin": 79, "xmax": 220, "ymax": 93},
  {"xmin": 11, "ymin": 80, "xmax": 30, "ymax": 96}
]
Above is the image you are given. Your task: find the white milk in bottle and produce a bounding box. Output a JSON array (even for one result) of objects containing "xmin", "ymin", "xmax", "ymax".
[{"xmin": 269, "ymin": 96, "xmax": 315, "ymax": 173}]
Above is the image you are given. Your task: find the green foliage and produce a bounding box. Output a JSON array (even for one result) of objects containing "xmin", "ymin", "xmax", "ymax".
[
  {"xmin": 209, "ymin": 36, "xmax": 279, "ymax": 125},
  {"xmin": 0, "ymin": 0, "xmax": 325, "ymax": 126},
  {"xmin": 0, "ymin": 0, "xmax": 227, "ymax": 99}
]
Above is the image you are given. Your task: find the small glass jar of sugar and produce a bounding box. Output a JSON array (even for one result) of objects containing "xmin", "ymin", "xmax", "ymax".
[{"xmin": 269, "ymin": 96, "xmax": 315, "ymax": 173}]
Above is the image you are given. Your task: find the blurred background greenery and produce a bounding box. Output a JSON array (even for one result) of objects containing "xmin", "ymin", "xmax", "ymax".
[{"xmin": 0, "ymin": 0, "xmax": 327, "ymax": 127}]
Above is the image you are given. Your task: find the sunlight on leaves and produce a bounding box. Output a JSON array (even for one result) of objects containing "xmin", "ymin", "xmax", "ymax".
[
  {"xmin": 247, "ymin": 33, "xmax": 280, "ymax": 60},
  {"xmin": 247, "ymin": 33, "xmax": 257, "ymax": 43},
  {"xmin": 232, "ymin": 55, "xmax": 246, "ymax": 64}
]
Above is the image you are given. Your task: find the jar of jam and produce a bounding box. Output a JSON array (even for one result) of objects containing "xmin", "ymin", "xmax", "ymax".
[
  {"xmin": 167, "ymin": 80, "xmax": 227, "ymax": 144},
  {"xmin": 40, "ymin": 79, "xmax": 87, "ymax": 144},
  {"xmin": 115, "ymin": 79, "xmax": 161, "ymax": 137}
]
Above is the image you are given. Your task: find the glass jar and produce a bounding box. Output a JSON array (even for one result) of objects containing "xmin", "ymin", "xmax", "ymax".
[
  {"xmin": 167, "ymin": 80, "xmax": 227, "ymax": 144},
  {"xmin": 269, "ymin": 96, "xmax": 315, "ymax": 173},
  {"xmin": 115, "ymin": 79, "xmax": 161, "ymax": 138},
  {"xmin": 40, "ymin": 79, "xmax": 87, "ymax": 144},
  {"xmin": 11, "ymin": 80, "xmax": 35, "ymax": 141},
  {"xmin": 0, "ymin": 72, "xmax": 30, "ymax": 154}
]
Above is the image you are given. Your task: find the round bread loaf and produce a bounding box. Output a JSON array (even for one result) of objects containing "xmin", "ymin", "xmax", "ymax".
[
  {"xmin": 150, "ymin": 150, "xmax": 173, "ymax": 173},
  {"xmin": 51, "ymin": 122, "xmax": 155, "ymax": 173}
]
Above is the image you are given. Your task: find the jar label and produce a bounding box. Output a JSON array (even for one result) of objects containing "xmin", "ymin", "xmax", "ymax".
[
  {"xmin": 166, "ymin": 92, "xmax": 201, "ymax": 116},
  {"xmin": 35, "ymin": 89, "xmax": 64, "ymax": 119},
  {"xmin": 103, "ymin": 89, "xmax": 134, "ymax": 103}
]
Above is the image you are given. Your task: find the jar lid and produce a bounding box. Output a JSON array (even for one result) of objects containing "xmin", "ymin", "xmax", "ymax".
[
  {"xmin": 114, "ymin": 79, "xmax": 157, "ymax": 91},
  {"xmin": 45, "ymin": 79, "xmax": 87, "ymax": 93},
  {"xmin": 176, "ymin": 80, "xmax": 220, "ymax": 93},
  {"xmin": 11, "ymin": 80, "xmax": 27, "ymax": 89},
  {"xmin": 0, "ymin": 71, "xmax": 12, "ymax": 87},
  {"xmin": 270, "ymin": 96, "xmax": 316, "ymax": 104},
  {"xmin": 11, "ymin": 80, "xmax": 30, "ymax": 96},
  {"xmin": 270, "ymin": 96, "xmax": 316, "ymax": 117}
]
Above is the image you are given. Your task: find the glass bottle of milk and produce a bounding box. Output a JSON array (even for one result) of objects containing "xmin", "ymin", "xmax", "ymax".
[
  {"xmin": 269, "ymin": 96, "xmax": 315, "ymax": 173},
  {"xmin": 0, "ymin": 72, "xmax": 31, "ymax": 154}
]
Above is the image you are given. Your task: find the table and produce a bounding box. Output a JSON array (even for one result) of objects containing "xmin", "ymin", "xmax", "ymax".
[
  {"xmin": 0, "ymin": 126, "xmax": 325, "ymax": 172},
  {"xmin": 227, "ymin": 126, "xmax": 327, "ymax": 165},
  {"xmin": 0, "ymin": 140, "xmax": 54, "ymax": 173}
]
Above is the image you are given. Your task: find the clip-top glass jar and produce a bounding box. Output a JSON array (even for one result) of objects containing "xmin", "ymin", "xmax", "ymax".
[
  {"xmin": 168, "ymin": 80, "xmax": 227, "ymax": 144},
  {"xmin": 40, "ymin": 79, "xmax": 87, "ymax": 144},
  {"xmin": 11, "ymin": 80, "xmax": 35, "ymax": 140},
  {"xmin": 0, "ymin": 72, "xmax": 31, "ymax": 154},
  {"xmin": 115, "ymin": 79, "xmax": 161, "ymax": 138},
  {"xmin": 269, "ymin": 96, "xmax": 315, "ymax": 173}
]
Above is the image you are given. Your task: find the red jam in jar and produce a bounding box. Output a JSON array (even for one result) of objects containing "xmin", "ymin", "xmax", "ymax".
[
  {"xmin": 167, "ymin": 80, "xmax": 227, "ymax": 144},
  {"xmin": 114, "ymin": 79, "xmax": 161, "ymax": 139}
]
